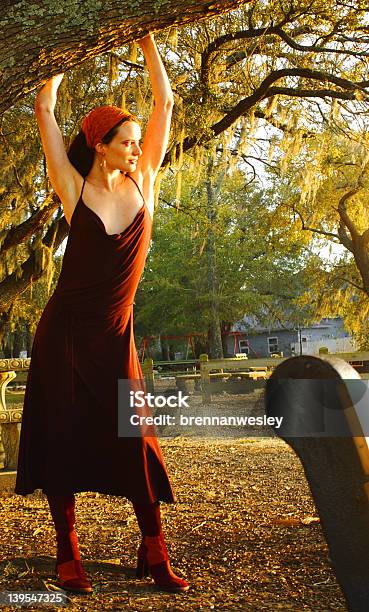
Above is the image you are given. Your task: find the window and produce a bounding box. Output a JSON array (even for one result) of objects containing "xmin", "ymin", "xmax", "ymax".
[
  {"xmin": 239, "ymin": 340, "xmax": 249, "ymax": 355},
  {"xmin": 268, "ymin": 337, "xmax": 278, "ymax": 353}
]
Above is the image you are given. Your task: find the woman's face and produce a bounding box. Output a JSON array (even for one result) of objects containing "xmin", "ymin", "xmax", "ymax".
[{"xmin": 99, "ymin": 121, "xmax": 142, "ymax": 173}]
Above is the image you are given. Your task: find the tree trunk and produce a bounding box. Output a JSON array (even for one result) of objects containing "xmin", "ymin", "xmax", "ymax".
[
  {"xmin": 221, "ymin": 322, "xmax": 230, "ymax": 356},
  {"xmin": 169, "ymin": 344, "xmax": 176, "ymax": 360},
  {"xmin": 352, "ymin": 235, "xmax": 369, "ymax": 296},
  {"xmin": 206, "ymin": 155, "xmax": 223, "ymax": 359},
  {"xmin": 0, "ymin": 305, "xmax": 14, "ymax": 347},
  {"xmin": 12, "ymin": 327, "xmax": 23, "ymax": 358},
  {"xmin": 25, "ymin": 326, "xmax": 34, "ymax": 357},
  {"xmin": 0, "ymin": 215, "xmax": 69, "ymax": 311},
  {"xmin": 2, "ymin": 341, "xmax": 12, "ymax": 359},
  {"xmin": 160, "ymin": 336, "xmax": 170, "ymax": 360},
  {"xmin": 194, "ymin": 334, "xmax": 208, "ymax": 358},
  {"xmin": 0, "ymin": 0, "xmax": 248, "ymax": 114}
]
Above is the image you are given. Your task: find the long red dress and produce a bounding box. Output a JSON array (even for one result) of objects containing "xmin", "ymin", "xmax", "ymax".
[{"xmin": 15, "ymin": 175, "xmax": 175, "ymax": 503}]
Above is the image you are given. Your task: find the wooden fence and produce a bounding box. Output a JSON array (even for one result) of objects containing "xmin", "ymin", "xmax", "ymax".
[{"xmin": 1, "ymin": 350, "xmax": 369, "ymax": 472}]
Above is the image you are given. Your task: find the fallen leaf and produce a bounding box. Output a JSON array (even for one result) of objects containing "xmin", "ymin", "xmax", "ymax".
[
  {"xmin": 270, "ymin": 517, "xmax": 301, "ymax": 526},
  {"xmin": 32, "ymin": 526, "xmax": 45, "ymax": 536},
  {"xmin": 301, "ymin": 516, "xmax": 320, "ymax": 525}
]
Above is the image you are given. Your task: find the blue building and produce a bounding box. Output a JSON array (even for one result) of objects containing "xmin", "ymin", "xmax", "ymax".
[{"xmin": 224, "ymin": 316, "xmax": 355, "ymax": 358}]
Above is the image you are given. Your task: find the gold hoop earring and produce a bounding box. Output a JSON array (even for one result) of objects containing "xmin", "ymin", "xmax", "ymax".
[{"xmin": 99, "ymin": 156, "xmax": 106, "ymax": 170}]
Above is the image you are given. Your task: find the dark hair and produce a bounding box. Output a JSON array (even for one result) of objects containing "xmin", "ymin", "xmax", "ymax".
[{"xmin": 67, "ymin": 116, "xmax": 139, "ymax": 177}]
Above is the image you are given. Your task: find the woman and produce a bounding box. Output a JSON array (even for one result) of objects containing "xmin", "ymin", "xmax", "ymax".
[{"xmin": 15, "ymin": 33, "xmax": 189, "ymax": 594}]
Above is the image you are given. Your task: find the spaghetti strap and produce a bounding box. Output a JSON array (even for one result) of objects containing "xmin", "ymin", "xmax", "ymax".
[
  {"xmin": 80, "ymin": 178, "xmax": 86, "ymax": 201},
  {"xmin": 126, "ymin": 174, "xmax": 145, "ymax": 204}
]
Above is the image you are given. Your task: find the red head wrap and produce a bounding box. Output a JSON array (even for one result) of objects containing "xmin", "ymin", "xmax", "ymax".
[{"xmin": 81, "ymin": 105, "xmax": 135, "ymax": 149}]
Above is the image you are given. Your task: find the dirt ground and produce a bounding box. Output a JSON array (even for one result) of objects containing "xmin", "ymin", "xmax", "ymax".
[{"xmin": 0, "ymin": 390, "xmax": 348, "ymax": 611}]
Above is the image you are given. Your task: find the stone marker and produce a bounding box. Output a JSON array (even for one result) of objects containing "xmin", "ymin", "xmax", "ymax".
[{"xmin": 265, "ymin": 355, "xmax": 369, "ymax": 612}]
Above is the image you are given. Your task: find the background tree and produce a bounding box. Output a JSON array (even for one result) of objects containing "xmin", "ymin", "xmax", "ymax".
[
  {"xmin": 275, "ymin": 121, "xmax": 369, "ymax": 347},
  {"xmin": 1, "ymin": 256, "xmax": 62, "ymax": 356},
  {"xmin": 2, "ymin": 0, "xmax": 369, "ymax": 353},
  {"xmin": 134, "ymin": 157, "xmax": 309, "ymax": 357}
]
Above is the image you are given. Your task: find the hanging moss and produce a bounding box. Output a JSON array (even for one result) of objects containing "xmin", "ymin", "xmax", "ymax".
[
  {"xmin": 120, "ymin": 90, "xmax": 127, "ymax": 110},
  {"xmin": 268, "ymin": 135, "xmax": 278, "ymax": 163},
  {"xmin": 154, "ymin": 169, "xmax": 164, "ymax": 210},
  {"xmin": 175, "ymin": 170, "xmax": 182, "ymax": 209},
  {"xmin": 194, "ymin": 147, "xmax": 205, "ymax": 186},
  {"xmin": 199, "ymin": 236, "xmax": 206, "ymax": 257},
  {"xmin": 330, "ymin": 99, "xmax": 340, "ymax": 122},
  {"xmin": 107, "ymin": 53, "xmax": 119, "ymax": 104},
  {"xmin": 32, "ymin": 232, "xmax": 56, "ymax": 294},
  {"xmin": 109, "ymin": 53, "xmax": 119, "ymax": 83},
  {"xmin": 174, "ymin": 123, "xmax": 186, "ymax": 206},
  {"xmin": 129, "ymin": 43, "xmax": 138, "ymax": 65},
  {"xmin": 264, "ymin": 95, "xmax": 279, "ymax": 119},
  {"xmin": 167, "ymin": 27, "xmax": 178, "ymax": 52},
  {"xmin": 291, "ymin": 129, "xmax": 303, "ymax": 156},
  {"xmin": 57, "ymin": 79, "xmax": 72, "ymax": 125},
  {"xmin": 248, "ymin": 108, "xmax": 256, "ymax": 134}
]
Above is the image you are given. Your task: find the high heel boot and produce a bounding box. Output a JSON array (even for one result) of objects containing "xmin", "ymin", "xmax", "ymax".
[
  {"xmin": 136, "ymin": 533, "xmax": 189, "ymax": 592},
  {"xmin": 133, "ymin": 501, "xmax": 189, "ymax": 593},
  {"xmin": 47, "ymin": 494, "xmax": 92, "ymax": 594}
]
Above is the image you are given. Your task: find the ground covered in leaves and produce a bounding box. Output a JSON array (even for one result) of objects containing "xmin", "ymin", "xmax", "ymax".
[{"xmin": 0, "ymin": 391, "xmax": 348, "ymax": 611}]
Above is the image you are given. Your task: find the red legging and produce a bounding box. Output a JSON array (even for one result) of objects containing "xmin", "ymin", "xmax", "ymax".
[
  {"xmin": 132, "ymin": 501, "xmax": 162, "ymax": 537},
  {"xmin": 47, "ymin": 494, "xmax": 79, "ymax": 563},
  {"xmin": 47, "ymin": 495, "xmax": 162, "ymax": 562}
]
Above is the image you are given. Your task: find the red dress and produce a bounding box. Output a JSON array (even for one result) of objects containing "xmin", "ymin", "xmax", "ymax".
[{"xmin": 15, "ymin": 175, "xmax": 175, "ymax": 503}]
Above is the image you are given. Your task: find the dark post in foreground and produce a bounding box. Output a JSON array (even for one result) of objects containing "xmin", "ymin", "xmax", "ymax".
[{"xmin": 265, "ymin": 355, "xmax": 369, "ymax": 612}]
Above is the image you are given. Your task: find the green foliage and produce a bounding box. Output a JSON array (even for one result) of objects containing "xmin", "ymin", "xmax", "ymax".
[
  {"xmin": 10, "ymin": 256, "xmax": 62, "ymax": 334},
  {"xmin": 2, "ymin": 0, "xmax": 369, "ymax": 345},
  {"xmin": 273, "ymin": 123, "xmax": 369, "ymax": 340},
  {"xmin": 135, "ymin": 159, "xmax": 308, "ymax": 339},
  {"xmin": 0, "ymin": 48, "xmax": 153, "ymax": 332}
]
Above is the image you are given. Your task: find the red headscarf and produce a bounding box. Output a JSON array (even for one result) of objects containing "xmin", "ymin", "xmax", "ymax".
[{"xmin": 81, "ymin": 105, "xmax": 136, "ymax": 149}]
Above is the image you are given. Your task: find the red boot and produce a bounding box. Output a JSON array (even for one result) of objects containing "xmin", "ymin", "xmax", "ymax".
[
  {"xmin": 136, "ymin": 534, "xmax": 189, "ymax": 593},
  {"xmin": 133, "ymin": 501, "xmax": 189, "ymax": 593},
  {"xmin": 56, "ymin": 559, "xmax": 93, "ymax": 594},
  {"xmin": 47, "ymin": 494, "xmax": 93, "ymax": 594}
]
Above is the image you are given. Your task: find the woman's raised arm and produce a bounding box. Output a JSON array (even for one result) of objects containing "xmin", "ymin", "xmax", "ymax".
[
  {"xmin": 135, "ymin": 34, "xmax": 174, "ymax": 181},
  {"xmin": 35, "ymin": 74, "xmax": 82, "ymax": 224}
]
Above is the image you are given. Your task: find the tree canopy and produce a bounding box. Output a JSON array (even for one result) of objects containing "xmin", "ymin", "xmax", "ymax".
[{"xmin": 1, "ymin": 0, "xmax": 369, "ymax": 354}]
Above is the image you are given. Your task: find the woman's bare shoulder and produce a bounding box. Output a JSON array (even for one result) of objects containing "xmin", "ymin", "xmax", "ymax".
[{"xmin": 127, "ymin": 169, "xmax": 155, "ymax": 217}]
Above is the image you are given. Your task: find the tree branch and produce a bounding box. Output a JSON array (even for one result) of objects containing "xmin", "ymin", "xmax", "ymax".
[
  {"xmin": 335, "ymin": 276, "xmax": 365, "ymax": 293},
  {"xmin": 273, "ymin": 25, "xmax": 369, "ymax": 58},
  {"xmin": 361, "ymin": 227, "xmax": 369, "ymax": 248},
  {"xmin": 0, "ymin": 0, "xmax": 251, "ymax": 114},
  {"xmin": 165, "ymin": 67, "xmax": 369, "ymax": 167},
  {"xmin": 200, "ymin": 21, "xmax": 369, "ymax": 92},
  {"xmin": 292, "ymin": 205, "xmax": 340, "ymax": 242},
  {"xmin": 337, "ymin": 222, "xmax": 354, "ymax": 252},
  {"xmin": 266, "ymin": 86, "xmax": 364, "ymax": 101},
  {"xmin": 337, "ymin": 185, "xmax": 363, "ymax": 240},
  {"xmin": 0, "ymin": 215, "xmax": 69, "ymax": 310},
  {"xmin": 1, "ymin": 193, "xmax": 60, "ymax": 253}
]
